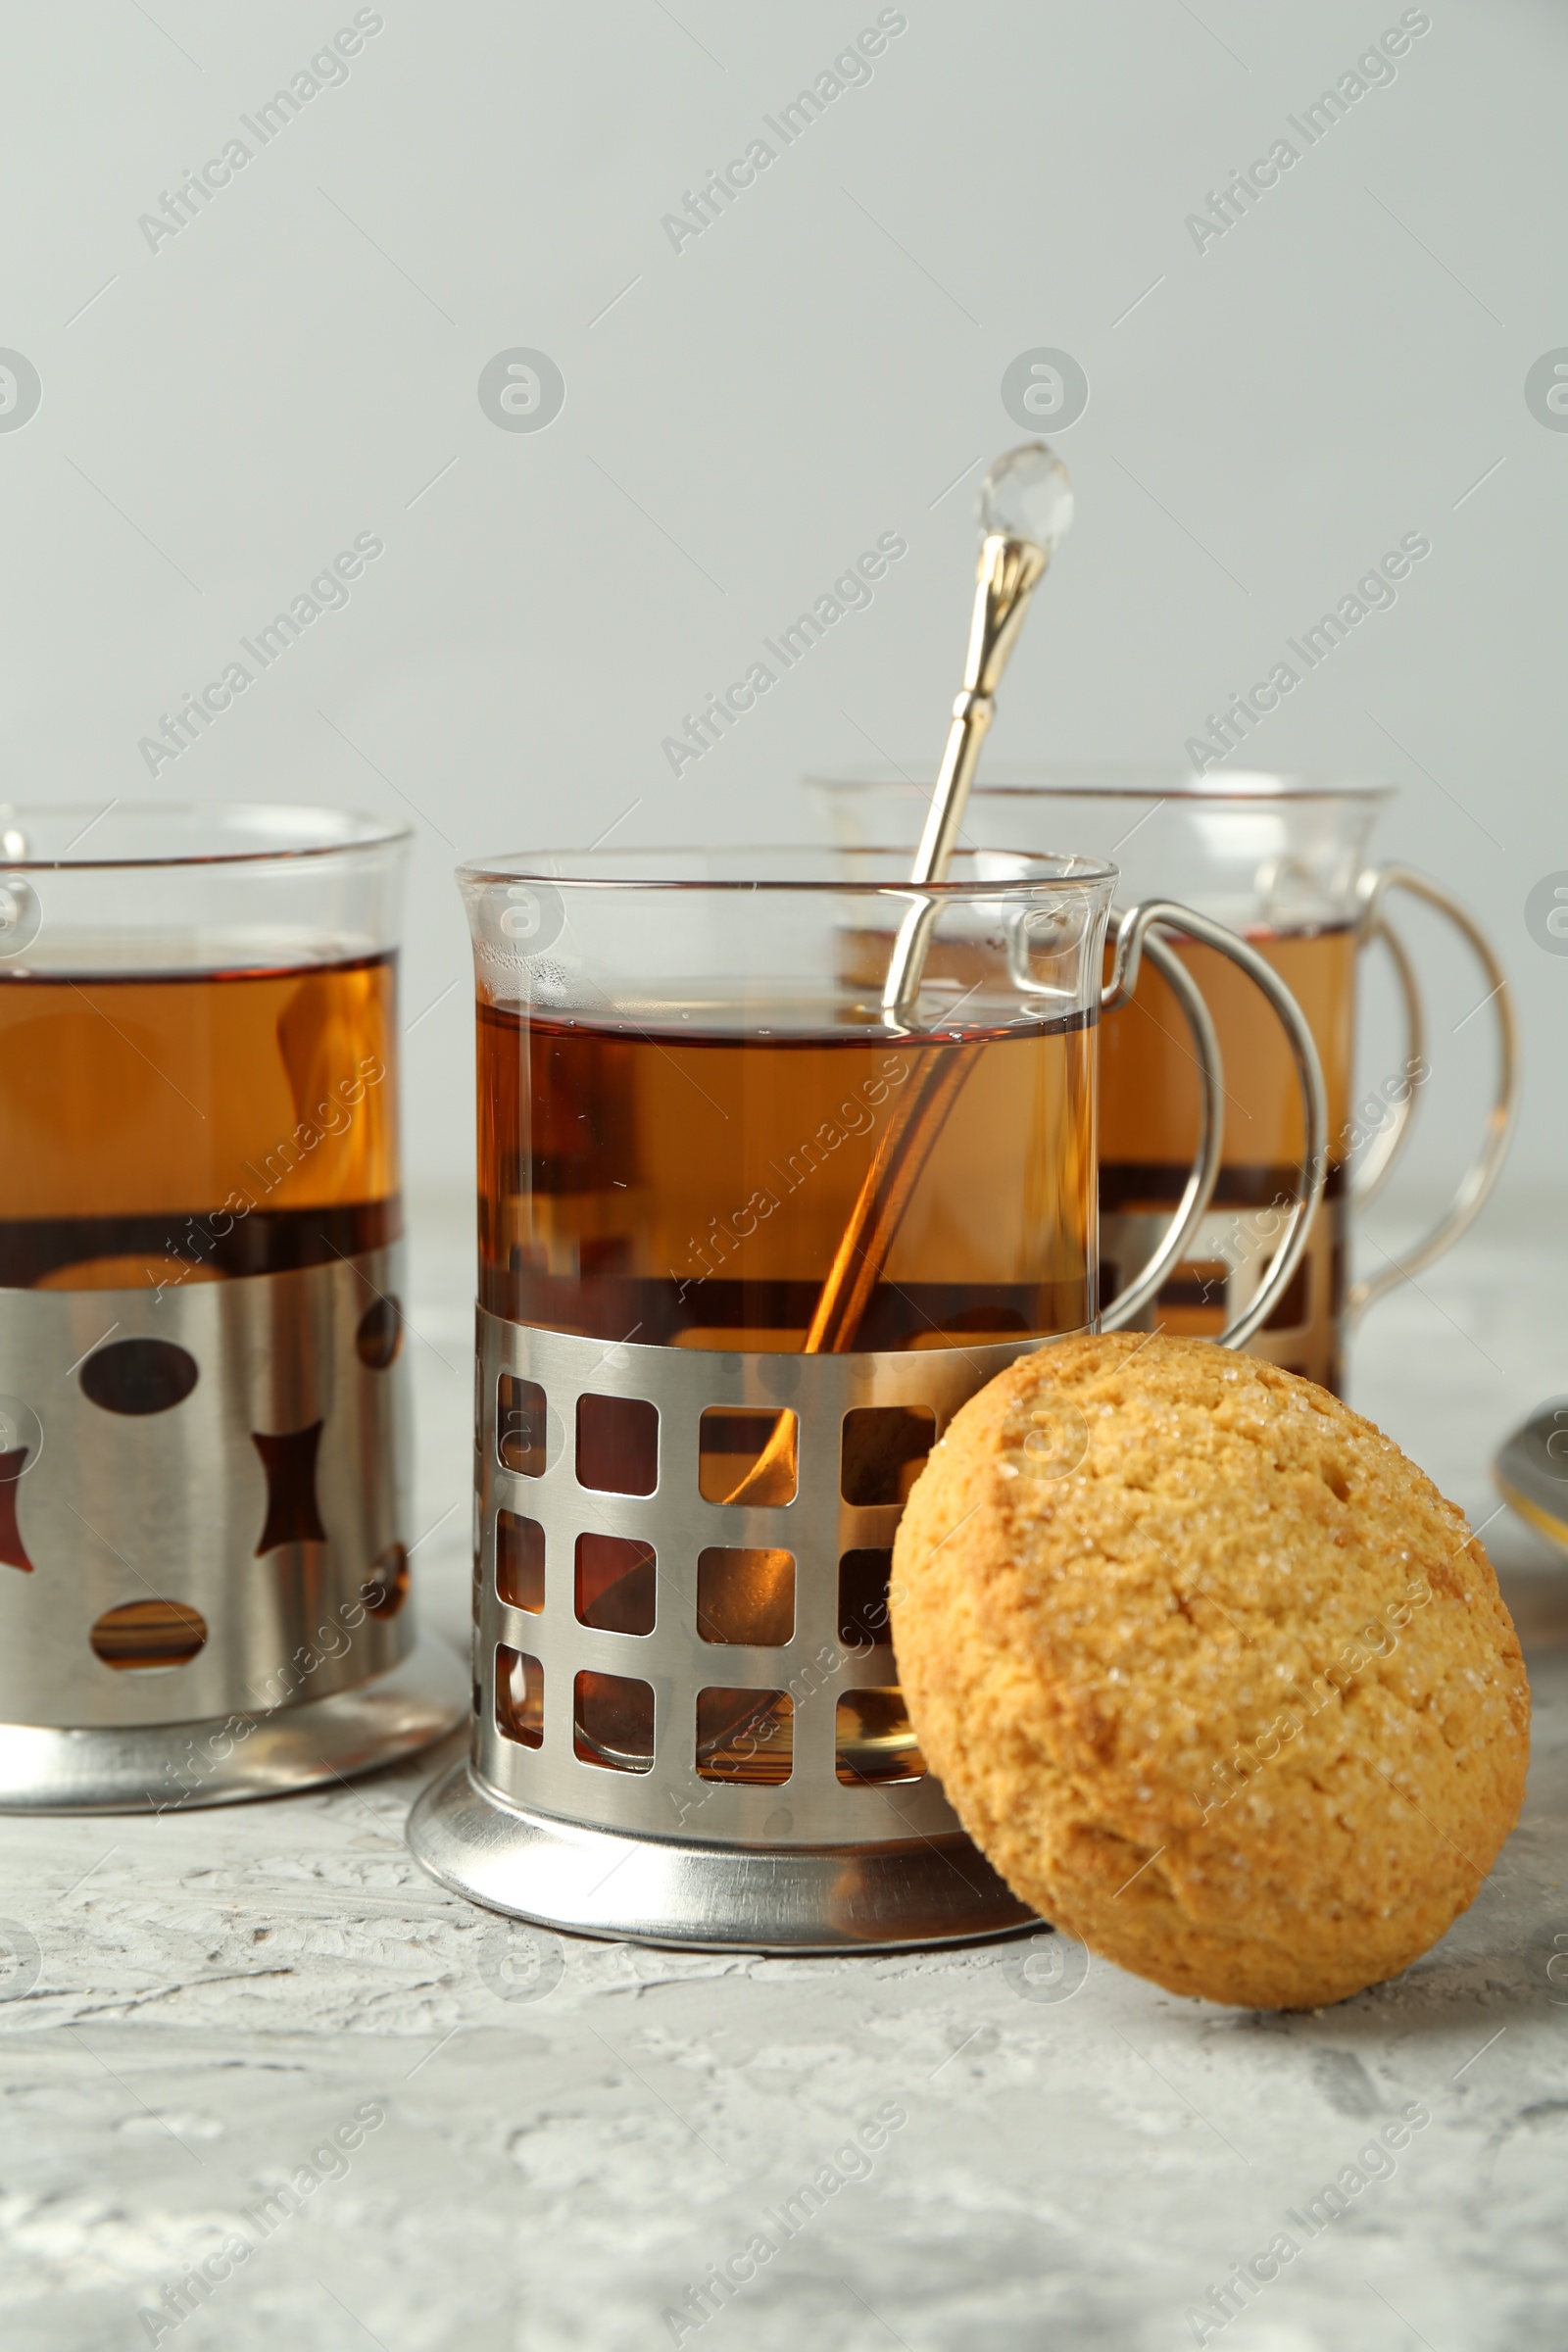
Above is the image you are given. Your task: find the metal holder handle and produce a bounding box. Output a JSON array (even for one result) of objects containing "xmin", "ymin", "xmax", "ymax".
[
  {"xmin": 1352, "ymin": 905, "xmax": 1426, "ymax": 1204},
  {"xmin": 1347, "ymin": 864, "xmax": 1518, "ymax": 1324},
  {"xmin": 1099, "ymin": 900, "xmax": 1329, "ymax": 1349}
]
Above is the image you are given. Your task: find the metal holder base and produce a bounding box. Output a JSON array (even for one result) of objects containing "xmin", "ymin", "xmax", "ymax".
[
  {"xmin": 0, "ymin": 1629, "xmax": 466, "ymax": 1814},
  {"xmin": 409, "ymin": 1760, "xmax": 1035, "ymax": 1953}
]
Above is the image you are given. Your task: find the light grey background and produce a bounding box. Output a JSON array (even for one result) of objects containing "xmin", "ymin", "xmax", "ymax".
[
  {"xmin": 3, "ymin": 0, "xmax": 1563, "ymax": 1220},
  {"xmin": 4, "ymin": 21, "xmax": 1567, "ymax": 2349}
]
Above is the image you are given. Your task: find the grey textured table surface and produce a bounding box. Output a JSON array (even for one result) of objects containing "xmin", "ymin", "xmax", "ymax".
[{"xmin": 4, "ymin": 1192, "xmax": 1566, "ymax": 2352}]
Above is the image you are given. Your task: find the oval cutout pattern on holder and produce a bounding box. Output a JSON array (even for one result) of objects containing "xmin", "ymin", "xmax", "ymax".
[
  {"xmin": 80, "ymin": 1339, "xmax": 199, "ymax": 1416},
  {"xmin": 90, "ymin": 1598, "xmax": 208, "ymax": 1670},
  {"xmin": 355, "ymin": 1297, "xmax": 403, "ymax": 1370},
  {"xmin": 363, "ymin": 1543, "xmax": 409, "ymax": 1619}
]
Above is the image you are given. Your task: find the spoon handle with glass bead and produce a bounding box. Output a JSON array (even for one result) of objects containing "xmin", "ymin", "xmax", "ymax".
[{"xmin": 881, "ymin": 449, "xmax": 1072, "ymax": 1023}]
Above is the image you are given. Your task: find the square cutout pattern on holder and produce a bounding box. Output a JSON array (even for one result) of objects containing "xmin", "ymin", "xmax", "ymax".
[
  {"xmin": 574, "ymin": 1670, "xmax": 656, "ymax": 1773},
  {"xmin": 836, "ymin": 1688, "xmax": 925, "ymax": 1785},
  {"xmin": 577, "ymin": 1392, "xmax": 659, "ymax": 1495},
  {"xmin": 697, "ymin": 1547, "xmax": 795, "ymax": 1646},
  {"xmin": 496, "ymin": 1511, "xmax": 545, "ymax": 1614},
  {"xmin": 575, "ymin": 1532, "xmax": 657, "ymax": 1635},
  {"xmin": 495, "ymin": 1645, "xmax": 544, "ymax": 1748},
  {"xmin": 698, "ymin": 1407, "xmax": 798, "ymax": 1506},
  {"xmin": 840, "ymin": 1406, "xmax": 935, "ymax": 1506},
  {"xmin": 696, "ymin": 1688, "xmax": 793, "ymax": 1785},
  {"xmin": 838, "ymin": 1547, "xmax": 894, "ymax": 1648},
  {"xmin": 498, "ymin": 1375, "xmax": 549, "ymax": 1476},
  {"xmin": 486, "ymin": 1364, "xmax": 945, "ymax": 1802}
]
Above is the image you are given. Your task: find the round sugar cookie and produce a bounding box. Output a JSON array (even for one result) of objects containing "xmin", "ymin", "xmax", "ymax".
[{"xmin": 891, "ymin": 1334, "xmax": 1529, "ymax": 2009}]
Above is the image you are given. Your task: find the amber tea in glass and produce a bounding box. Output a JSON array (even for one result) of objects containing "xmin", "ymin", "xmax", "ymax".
[
  {"xmin": 478, "ymin": 1008, "xmax": 1095, "ymax": 1353},
  {"xmin": 0, "ymin": 953, "xmax": 400, "ymax": 1296}
]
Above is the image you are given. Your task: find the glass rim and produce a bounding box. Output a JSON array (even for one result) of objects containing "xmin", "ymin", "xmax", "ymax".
[
  {"xmin": 807, "ymin": 763, "xmax": 1397, "ymax": 805},
  {"xmin": 457, "ymin": 843, "xmax": 1119, "ymax": 894},
  {"xmin": 0, "ymin": 801, "xmax": 413, "ymax": 872}
]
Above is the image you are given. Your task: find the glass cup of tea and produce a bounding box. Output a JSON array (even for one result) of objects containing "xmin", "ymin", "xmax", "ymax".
[
  {"xmin": 408, "ymin": 846, "xmax": 1325, "ymax": 1952},
  {"xmin": 0, "ymin": 803, "xmax": 465, "ymax": 1812},
  {"xmin": 811, "ymin": 768, "xmax": 1518, "ymax": 1396}
]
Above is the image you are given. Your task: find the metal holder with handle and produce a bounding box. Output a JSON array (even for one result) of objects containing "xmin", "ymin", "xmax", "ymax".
[
  {"xmin": 1098, "ymin": 901, "xmax": 1329, "ymax": 1348},
  {"xmin": 1347, "ymin": 865, "xmax": 1518, "ymax": 1322}
]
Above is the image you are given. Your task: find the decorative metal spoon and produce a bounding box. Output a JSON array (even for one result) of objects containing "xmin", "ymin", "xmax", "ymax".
[{"xmin": 881, "ymin": 441, "xmax": 1073, "ymax": 1019}]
